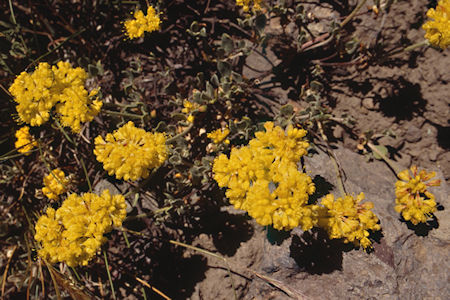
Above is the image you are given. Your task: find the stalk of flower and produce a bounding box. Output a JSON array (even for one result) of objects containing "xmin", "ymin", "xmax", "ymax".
[
  {"xmin": 124, "ymin": 6, "xmax": 161, "ymax": 39},
  {"xmin": 34, "ymin": 190, "xmax": 127, "ymax": 267},
  {"xmin": 15, "ymin": 126, "xmax": 37, "ymax": 155},
  {"xmin": 394, "ymin": 166, "xmax": 441, "ymax": 225},
  {"xmin": 94, "ymin": 121, "xmax": 168, "ymax": 181}
]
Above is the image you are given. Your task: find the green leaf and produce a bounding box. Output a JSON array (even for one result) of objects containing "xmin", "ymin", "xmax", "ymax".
[
  {"xmin": 217, "ymin": 61, "xmax": 231, "ymax": 77},
  {"xmin": 254, "ymin": 14, "xmax": 267, "ymax": 33},
  {"xmin": 372, "ymin": 145, "xmax": 388, "ymax": 160},
  {"xmin": 221, "ymin": 33, "xmax": 234, "ymax": 54},
  {"xmin": 280, "ymin": 104, "xmax": 294, "ymax": 117}
]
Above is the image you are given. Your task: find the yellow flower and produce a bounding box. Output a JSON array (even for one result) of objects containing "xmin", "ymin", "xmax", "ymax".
[
  {"xmin": 9, "ymin": 63, "xmax": 57, "ymax": 126},
  {"xmin": 15, "ymin": 126, "xmax": 37, "ymax": 155},
  {"xmin": 213, "ymin": 122, "xmax": 314, "ymax": 231},
  {"xmin": 394, "ymin": 166, "xmax": 441, "ymax": 225},
  {"xmin": 94, "ymin": 121, "xmax": 168, "ymax": 181},
  {"xmin": 42, "ymin": 168, "xmax": 70, "ymax": 200},
  {"xmin": 52, "ymin": 61, "xmax": 103, "ymax": 133},
  {"xmin": 236, "ymin": 0, "xmax": 263, "ymax": 12},
  {"xmin": 124, "ymin": 6, "xmax": 161, "ymax": 39},
  {"xmin": 319, "ymin": 193, "xmax": 381, "ymax": 250},
  {"xmin": 9, "ymin": 61, "xmax": 102, "ymax": 132},
  {"xmin": 34, "ymin": 190, "xmax": 126, "ymax": 267},
  {"xmin": 423, "ymin": 0, "xmax": 450, "ymax": 49},
  {"xmin": 207, "ymin": 127, "xmax": 230, "ymax": 144}
]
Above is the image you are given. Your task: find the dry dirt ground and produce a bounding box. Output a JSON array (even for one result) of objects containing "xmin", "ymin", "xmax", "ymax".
[{"xmin": 178, "ymin": 1, "xmax": 450, "ymax": 299}]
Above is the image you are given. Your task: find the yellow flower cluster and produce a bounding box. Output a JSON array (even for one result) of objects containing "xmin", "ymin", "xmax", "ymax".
[
  {"xmin": 236, "ymin": 0, "xmax": 262, "ymax": 12},
  {"xmin": 42, "ymin": 168, "xmax": 70, "ymax": 200},
  {"xmin": 34, "ymin": 190, "xmax": 127, "ymax": 267},
  {"xmin": 423, "ymin": 0, "xmax": 450, "ymax": 49},
  {"xmin": 213, "ymin": 122, "xmax": 316, "ymax": 231},
  {"xmin": 9, "ymin": 62, "xmax": 102, "ymax": 132},
  {"xmin": 318, "ymin": 193, "xmax": 381, "ymax": 249},
  {"xmin": 182, "ymin": 100, "xmax": 199, "ymax": 123},
  {"xmin": 94, "ymin": 121, "xmax": 168, "ymax": 181},
  {"xmin": 15, "ymin": 126, "xmax": 37, "ymax": 155},
  {"xmin": 207, "ymin": 127, "xmax": 230, "ymax": 144},
  {"xmin": 395, "ymin": 166, "xmax": 441, "ymax": 225},
  {"xmin": 124, "ymin": 6, "xmax": 161, "ymax": 39}
]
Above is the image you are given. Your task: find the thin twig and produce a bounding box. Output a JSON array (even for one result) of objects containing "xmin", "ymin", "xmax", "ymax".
[
  {"xmin": 135, "ymin": 277, "xmax": 171, "ymax": 300},
  {"xmin": 103, "ymin": 250, "xmax": 116, "ymax": 300},
  {"xmin": 317, "ymin": 121, "xmax": 346, "ymax": 196}
]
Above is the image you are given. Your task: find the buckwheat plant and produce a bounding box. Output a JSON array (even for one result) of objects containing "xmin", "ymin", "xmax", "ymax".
[
  {"xmin": 15, "ymin": 126, "xmax": 37, "ymax": 155},
  {"xmin": 34, "ymin": 190, "xmax": 126, "ymax": 267},
  {"xmin": 207, "ymin": 127, "xmax": 230, "ymax": 144},
  {"xmin": 42, "ymin": 168, "xmax": 70, "ymax": 201},
  {"xmin": 395, "ymin": 166, "xmax": 441, "ymax": 225},
  {"xmin": 236, "ymin": 0, "xmax": 263, "ymax": 12},
  {"xmin": 9, "ymin": 61, "xmax": 102, "ymax": 132},
  {"xmin": 423, "ymin": 0, "xmax": 450, "ymax": 49},
  {"xmin": 213, "ymin": 122, "xmax": 317, "ymax": 231},
  {"xmin": 318, "ymin": 193, "xmax": 381, "ymax": 250},
  {"xmin": 94, "ymin": 121, "xmax": 168, "ymax": 181},
  {"xmin": 124, "ymin": 6, "xmax": 161, "ymax": 39}
]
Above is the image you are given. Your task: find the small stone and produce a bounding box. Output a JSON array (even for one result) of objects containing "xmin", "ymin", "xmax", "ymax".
[
  {"xmin": 362, "ymin": 98, "xmax": 376, "ymax": 110},
  {"xmin": 405, "ymin": 125, "xmax": 422, "ymax": 143},
  {"xmin": 428, "ymin": 149, "xmax": 441, "ymax": 161},
  {"xmin": 333, "ymin": 125, "xmax": 344, "ymax": 140}
]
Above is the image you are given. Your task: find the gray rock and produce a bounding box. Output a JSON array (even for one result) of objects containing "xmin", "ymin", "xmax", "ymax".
[{"xmin": 405, "ymin": 125, "xmax": 422, "ymax": 143}]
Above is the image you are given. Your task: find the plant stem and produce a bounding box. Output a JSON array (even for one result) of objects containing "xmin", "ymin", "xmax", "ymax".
[
  {"xmin": 166, "ymin": 123, "xmax": 194, "ymax": 144},
  {"xmin": 169, "ymin": 240, "xmax": 238, "ymax": 300},
  {"xmin": 80, "ymin": 158, "xmax": 92, "ymax": 192},
  {"xmin": 25, "ymin": 28, "xmax": 86, "ymax": 71},
  {"xmin": 103, "ymin": 250, "xmax": 116, "ymax": 300},
  {"xmin": 367, "ymin": 142, "xmax": 404, "ymax": 175},
  {"xmin": 317, "ymin": 121, "xmax": 346, "ymax": 197},
  {"xmin": 340, "ymin": 0, "xmax": 368, "ymax": 28},
  {"xmin": 102, "ymin": 109, "xmax": 145, "ymax": 119}
]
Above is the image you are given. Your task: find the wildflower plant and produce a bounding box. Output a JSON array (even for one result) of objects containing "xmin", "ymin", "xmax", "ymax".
[
  {"xmin": 395, "ymin": 166, "xmax": 441, "ymax": 225},
  {"xmin": 213, "ymin": 122, "xmax": 316, "ymax": 231},
  {"xmin": 423, "ymin": 0, "xmax": 450, "ymax": 49},
  {"xmin": 9, "ymin": 61, "xmax": 102, "ymax": 132},
  {"xmin": 15, "ymin": 126, "xmax": 37, "ymax": 155},
  {"xmin": 318, "ymin": 193, "xmax": 381, "ymax": 250},
  {"xmin": 124, "ymin": 6, "xmax": 161, "ymax": 39},
  {"xmin": 94, "ymin": 121, "xmax": 168, "ymax": 181},
  {"xmin": 34, "ymin": 190, "xmax": 126, "ymax": 267},
  {"xmin": 236, "ymin": 0, "xmax": 263, "ymax": 12},
  {"xmin": 42, "ymin": 168, "xmax": 70, "ymax": 200}
]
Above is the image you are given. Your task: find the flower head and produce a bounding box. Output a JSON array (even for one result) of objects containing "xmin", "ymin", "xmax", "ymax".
[
  {"xmin": 42, "ymin": 168, "xmax": 70, "ymax": 200},
  {"xmin": 319, "ymin": 193, "xmax": 381, "ymax": 250},
  {"xmin": 236, "ymin": 0, "xmax": 263, "ymax": 12},
  {"xmin": 94, "ymin": 121, "xmax": 168, "ymax": 181},
  {"xmin": 9, "ymin": 63, "xmax": 58, "ymax": 126},
  {"xmin": 395, "ymin": 166, "xmax": 441, "ymax": 225},
  {"xmin": 213, "ymin": 122, "xmax": 315, "ymax": 231},
  {"xmin": 423, "ymin": 0, "xmax": 450, "ymax": 49},
  {"xmin": 15, "ymin": 126, "xmax": 37, "ymax": 155},
  {"xmin": 34, "ymin": 190, "xmax": 126, "ymax": 267},
  {"xmin": 207, "ymin": 127, "xmax": 230, "ymax": 144},
  {"xmin": 9, "ymin": 61, "xmax": 102, "ymax": 132},
  {"xmin": 124, "ymin": 6, "xmax": 161, "ymax": 39}
]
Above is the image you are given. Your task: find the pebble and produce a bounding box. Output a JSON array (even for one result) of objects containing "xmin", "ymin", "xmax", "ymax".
[
  {"xmin": 362, "ymin": 98, "xmax": 376, "ymax": 110},
  {"xmin": 405, "ymin": 125, "xmax": 422, "ymax": 143}
]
